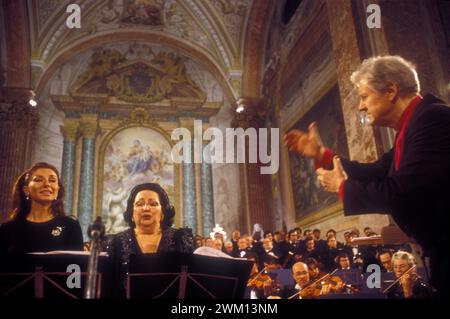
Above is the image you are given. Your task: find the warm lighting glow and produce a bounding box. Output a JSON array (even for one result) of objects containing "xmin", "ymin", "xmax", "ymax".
[
  {"xmin": 236, "ymin": 98, "xmax": 245, "ymax": 113},
  {"xmin": 29, "ymin": 90, "xmax": 37, "ymax": 107}
]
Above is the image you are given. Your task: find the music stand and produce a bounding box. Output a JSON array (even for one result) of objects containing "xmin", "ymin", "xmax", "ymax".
[
  {"xmin": 127, "ymin": 252, "xmax": 253, "ymax": 299},
  {"xmin": 0, "ymin": 252, "xmax": 110, "ymax": 299}
]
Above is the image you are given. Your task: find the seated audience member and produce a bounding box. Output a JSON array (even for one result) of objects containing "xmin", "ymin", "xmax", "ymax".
[
  {"xmin": 213, "ymin": 238, "xmax": 223, "ymax": 251},
  {"xmin": 205, "ymin": 237, "xmax": 214, "ymax": 248},
  {"xmin": 259, "ymin": 238, "xmax": 280, "ymax": 269},
  {"xmin": 313, "ymin": 228, "xmax": 327, "ymax": 255},
  {"xmin": 323, "ymin": 235, "xmax": 340, "ymax": 271},
  {"xmin": 379, "ymin": 250, "xmax": 394, "ymax": 272},
  {"xmin": 264, "ymin": 231, "xmax": 274, "ymax": 242},
  {"xmin": 273, "ymin": 231, "xmax": 288, "ymax": 265},
  {"xmin": 231, "ymin": 229, "xmax": 240, "ymax": 253},
  {"xmin": 235, "ymin": 236, "xmax": 250, "ymax": 258},
  {"xmin": 194, "ymin": 235, "xmax": 204, "ymax": 249},
  {"xmin": 224, "ymin": 240, "xmax": 234, "ymax": 256},
  {"xmin": 336, "ymin": 253, "xmax": 355, "ymax": 270},
  {"xmin": 302, "ymin": 236, "xmax": 321, "ymax": 263}
]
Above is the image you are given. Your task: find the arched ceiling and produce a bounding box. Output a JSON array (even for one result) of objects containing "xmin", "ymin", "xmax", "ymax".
[{"xmin": 27, "ymin": 0, "xmax": 257, "ymax": 101}]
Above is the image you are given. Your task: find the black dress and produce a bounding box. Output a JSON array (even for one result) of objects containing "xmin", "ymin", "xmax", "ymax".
[
  {"xmin": 0, "ymin": 215, "xmax": 84, "ymax": 257},
  {"xmin": 107, "ymin": 227, "xmax": 194, "ymax": 298}
]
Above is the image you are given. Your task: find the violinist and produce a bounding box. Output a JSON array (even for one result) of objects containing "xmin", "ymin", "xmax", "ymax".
[
  {"xmin": 304, "ymin": 258, "xmax": 327, "ymax": 281},
  {"xmin": 246, "ymin": 253, "xmax": 281, "ymax": 299},
  {"xmin": 280, "ymin": 262, "xmax": 310, "ymax": 299},
  {"xmin": 283, "ymin": 262, "xmax": 351, "ymax": 299},
  {"xmin": 386, "ymin": 251, "xmax": 430, "ymax": 299},
  {"xmin": 245, "ymin": 253, "xmax": 269, "ymax": 299}
]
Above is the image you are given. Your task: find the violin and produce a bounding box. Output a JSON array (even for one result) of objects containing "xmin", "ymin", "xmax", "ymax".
[
  {"xmin": 247, "ymin": 272, "xmax": 272, "ymax": 289},
  {"xmin": 247, "ymin": 267, "xmax": 281, "ymax": 298},
  {"xmin": 289, "ymin": 269, "xmax": 358, "ymax": 299},
  {"xmin": 382, "ymin": 265, "xmax": 418, "ymax": 295}
]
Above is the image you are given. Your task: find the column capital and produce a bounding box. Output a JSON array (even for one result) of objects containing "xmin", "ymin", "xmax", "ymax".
[
  {"xmin": 178, "ymin": 117, "xmax": 195, "ymax": 135},
  {"xmin": 0, "ymin": 101, "xmax": 39, "ymax": 129},
  {"xmin": 231, "ymin": 97, "xmax": 266, "ymax": 129},
  {"xmin": 79, "ymin": 115, "xmax": 99, "ymax": 139},
  {"xmin": 60, "ymin": 120, "xmax": 79, "ymax": 141}
]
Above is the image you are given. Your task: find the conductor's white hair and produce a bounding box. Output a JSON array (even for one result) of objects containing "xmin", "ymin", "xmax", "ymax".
[{"xmin": 351, "ymin": 55, "xmax": 420, "ymax": 97}]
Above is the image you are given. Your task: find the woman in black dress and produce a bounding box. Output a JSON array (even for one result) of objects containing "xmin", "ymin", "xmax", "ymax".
[
  {"xmin": 108, "ymin": 182, "xmax": 194, "ymax": 297},
  {"xmin": 0, "ymin": 162, "xmax": 84, "ymax": 257}
]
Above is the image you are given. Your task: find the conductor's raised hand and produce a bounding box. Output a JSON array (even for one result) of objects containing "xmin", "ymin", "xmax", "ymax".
[
  {"xmin": 316, "ymin": 156, "xmax": 348, "ymax": 193},
  {"xmin": 283, "ymin": 122, "xmax": 325, "ymax": 161}
]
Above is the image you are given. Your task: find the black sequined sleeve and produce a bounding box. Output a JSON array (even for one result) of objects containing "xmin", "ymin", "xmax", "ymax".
[{"xmin": 175, "ymin": 228, "xmax": 194, "ymax": 253}]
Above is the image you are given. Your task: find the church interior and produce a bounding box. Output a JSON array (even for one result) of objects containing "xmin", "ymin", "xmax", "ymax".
[{"xmin": 0, "ymin": 0, "xmax": 449, "ymax": 300}]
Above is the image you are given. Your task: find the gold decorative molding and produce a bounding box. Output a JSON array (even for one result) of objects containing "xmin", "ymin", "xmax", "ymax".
[
  {"xmin": 79, "ymin": 115, "xmax": 99, "ymax": 139},
  {"xmin": 36, "ymin": 31, "xmax": 237, "ymax": 103},
  {"xmin": 59, "ymin": 120, "xmax": 79, "ymax": 141},
  {"xmin": 70, "ymin": 49, "xmax": 206, "ymax": 104},
  {"xmin": 120, "ymin": 107, "xmax": 158, "ymax": 126}
]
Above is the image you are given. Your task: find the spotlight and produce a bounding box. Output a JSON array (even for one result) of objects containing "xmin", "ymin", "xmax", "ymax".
[
  {"xmin": 236, "ymin": 98, "xmax": 245, "ymax": 113},
  {"xmin": 29, "ymin": 91, "xmax": 37, "ymax": 107}
]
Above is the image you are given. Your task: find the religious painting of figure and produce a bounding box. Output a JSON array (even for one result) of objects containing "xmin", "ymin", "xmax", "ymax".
[
  {"xmin": 121, "ymin": 0, "xmax": 164, "ymax": 26},
  {"xmin": 102, "ymin": 127, "xmax": 174, "ymax": 234},
  {"xmin": 288, "ymin": 85, "xmax": 349, "ymax": 221}
]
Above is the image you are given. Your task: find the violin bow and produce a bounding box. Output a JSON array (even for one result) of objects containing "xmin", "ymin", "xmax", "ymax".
[
  {"xmin": 382, "ymin": 265, "xmax": 417, "ymax": 294},
  {"xmin": 288, "ymin": 268, "xmax": 339, "ymax": 299}
]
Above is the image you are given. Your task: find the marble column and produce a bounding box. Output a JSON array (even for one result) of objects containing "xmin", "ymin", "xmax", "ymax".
[
  {"xmin": 0, "ymin": 91, "xmax": 38, "ymax": 221},
  {"xmin": 182, "ymin": 134, "xmax": 197, "ymax": 234},
  {"xmin": 77, "ymin": 118, "xmax": 97, "ymax": 241},
  {"xmin": 231, "ymin": 98, "xmax": 273, "ymax": 233},
  {"xmin": 60, "ymin": 120, "xmax": 79, "ymax": 215},
  {"xmin": 201, "ymin": 151, "xmax": 214, "ymax": 237}
]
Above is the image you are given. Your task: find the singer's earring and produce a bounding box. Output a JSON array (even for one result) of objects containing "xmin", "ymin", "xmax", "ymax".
[{"xmin": 25, "ymin": 193, "xmax": 30, "ymax": 200}]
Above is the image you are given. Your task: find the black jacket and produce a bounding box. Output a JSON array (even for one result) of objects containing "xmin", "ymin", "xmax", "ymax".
[{"xmin": 339, "ymin": 94, "xmax": 450, "ymax": 297}]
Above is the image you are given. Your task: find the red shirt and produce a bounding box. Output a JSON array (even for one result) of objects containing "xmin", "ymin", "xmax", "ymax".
[
  {"xmin": 315, "ymin": 95, "xmax": 423, "ymax": 201},
  {"xmin": 394, "ymin": 95, "xmax": 423, "ymax": 171}
]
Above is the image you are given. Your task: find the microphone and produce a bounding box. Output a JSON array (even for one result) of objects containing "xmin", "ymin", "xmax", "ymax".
[
  {"xmin": 84, "ymin": 216, "xmax": 105, "ymax": 299},
  {"xmin": 87, "ymin": 216, "xmax": 105, "ymax": 240}
]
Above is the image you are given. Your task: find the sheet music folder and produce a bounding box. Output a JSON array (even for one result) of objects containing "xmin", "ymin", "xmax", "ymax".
[
  {"xmin": 0, "ymin": 252, "xmax": 110, "ymax": 299},
  {"xmin": 127, "ymin": 252, "xmax": 253, "ymax": 299}
]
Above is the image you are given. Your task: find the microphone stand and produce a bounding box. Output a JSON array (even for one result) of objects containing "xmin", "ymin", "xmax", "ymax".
[{"xmin": 84, "ymin": 216, "xmax": 105, "ymax": 299}]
